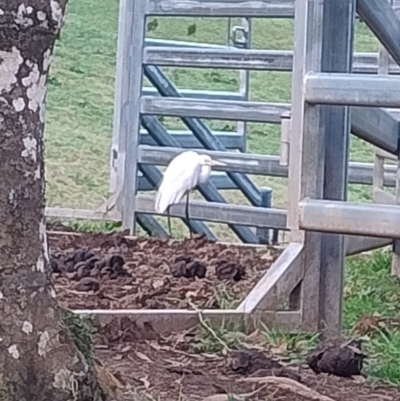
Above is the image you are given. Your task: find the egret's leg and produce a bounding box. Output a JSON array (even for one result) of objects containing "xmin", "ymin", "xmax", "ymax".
[
  {"xmin": 167, "ymin": 206, "xmax": 172, "ymax": 237},
  {"xmin": 186, "ymin": 192, "xmax": 192, "ymax": 239}
]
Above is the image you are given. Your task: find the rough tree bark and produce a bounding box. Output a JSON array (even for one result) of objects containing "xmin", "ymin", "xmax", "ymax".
[{"xmin": 0, "ymin": 1, "xmax": 107, "ymax": 400}]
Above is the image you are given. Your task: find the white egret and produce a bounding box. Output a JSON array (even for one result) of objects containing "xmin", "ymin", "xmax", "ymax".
[{"xmin": 155, "ymin": 150, "xmax": 226, "ymax": 237}]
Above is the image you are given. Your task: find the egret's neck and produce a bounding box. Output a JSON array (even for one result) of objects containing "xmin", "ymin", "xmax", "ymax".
[{"xmin": 198, "ymin": 164, "xmax": 211, "ymax": 184}]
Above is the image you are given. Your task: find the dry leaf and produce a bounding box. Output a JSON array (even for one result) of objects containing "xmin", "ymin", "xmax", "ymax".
[
  {"xmin": 152, "ymin": 278, "xmax": 164, "ymax": 289},
  {"xmin": 94, "ymin": 344, "xmax": 109, "ymax": 350},
  {"xmin": 261, "ymin": 251, "xmax": 274, "ymax": 261},
  {"xmin": 246, "ymin": 329, "xmax": 262, "ymax": 341},
  {"xmin": 347, "ymin": 345, "xmax": 363, "ymax": 354},
  {"xmin": 164, "ymin": 358, "xmax": 185, "ymax": 367},
  {"xmin": 135, "ymin": 351, "xmax": 153, "ymax": 363},
  {"xmin": 201, "ymin": 353, "xmax": 222, "ymax": 359},
  {"xmin": 202, "ymin": 395, "xmax": 231, "ymax": 401},
  {"xmin": 93, "ymin": 362, "xmax": 125, "ymax": 401},
  {"xmin": 270, "ymin": 344, "xmax": 287, "ymax": 355},
  {"xmin": 351, "ymin": 375, "xmax": 366, "ymax": 383},
  {"xmin": 140, "ymin": 376, "xmax": 151, "ymax": 390},
  {"xmin": 147, "ymin": 341, "xmax": 162, "ymax": 351},
  {"xmin": 295, "ymin": 340, "xmax": 309, "ymax": 349},
  {"xmin": 241, "ymin": 343, "xmax": 264, "ymax": 351}
]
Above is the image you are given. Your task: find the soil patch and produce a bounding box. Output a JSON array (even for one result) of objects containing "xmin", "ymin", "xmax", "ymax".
[
  {"xmin": 94, "ymin": 334, "xmax": 400, "ymax": 401},
  {"xmin": 48, "ymin": 231, "xmax": 281, "ymax": 310}
]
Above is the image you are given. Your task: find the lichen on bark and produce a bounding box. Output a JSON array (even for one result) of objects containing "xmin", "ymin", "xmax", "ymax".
[{"xmin": 61, "ymin": 309, "xmax": 96, "ymax": 363}]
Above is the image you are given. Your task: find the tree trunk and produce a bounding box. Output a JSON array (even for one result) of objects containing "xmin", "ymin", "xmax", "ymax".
[{"xmin": 0, "ymin": 1, "xmax": 107, "ymax": 400}]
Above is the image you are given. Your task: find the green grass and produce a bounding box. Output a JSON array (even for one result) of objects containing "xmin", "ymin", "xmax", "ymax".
[
  {"xmin": 345, "ymin": 251, "xmax": 400, "ymax": 384},
  {"xmin": 45, "ymin": 0, "xmax": 400, "ymax": 386},
  {"xmin": 344, "ymin": 251, "xmax": 400, "ymax": 328}
]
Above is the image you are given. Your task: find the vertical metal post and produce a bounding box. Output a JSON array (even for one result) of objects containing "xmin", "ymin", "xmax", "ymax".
[
  {"xmin": 111, "ymin": 7, "xmax": 169, "ymax": 243},
  {"xmin": 371, "ymin": 41, "xmax": 389, "ymax": 214},
  {"xmin": 392, "ymin": 159, "xmax": 400, "ymax": 276},
  {"xmin": 280, "ymin": 111, "xmax": 291, "ymax": 166},
  {"xmin": 390, "ymin": 1, "xmax": 400, "ymax": 278},
  {"xmin": 271, "ymin": 226, "xmax": 279, "ymax": 245},
  {"xmin": 256, "ymin": 187, "xmax": 272, "ymax": 244},
  {"xmin": 319, "ymin": 0, "xmax": 355, "ymax": 337},
  {"xmin": 120, "ymin": 0, "xmax": 147, "ymax": 233},
  {"xmin": 228, "ymin": 17, "xmax": 251, "ymax": 152},
  {"xmin": 109, "ymin": 0, "xmax": 127, "ymax": 193},
  {"xmin": 226, "ymin": 18, "xmax": 232, "ymax": 46},
  {"xmin": 373, "ymin": 2, "xmax": 391, "ymax": 198},
  {"xmin": 288, "ymin": 0, "xmax": 325, "ymax": 331},
  {"xmin": 237, "ymin": 17, "xmax": 251, "ymax": 152}
]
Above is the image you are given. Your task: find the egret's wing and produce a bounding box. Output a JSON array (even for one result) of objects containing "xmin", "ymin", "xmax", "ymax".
[{"xmin": 155, "ymin": 152, "xmax": 201, "ymax": 213}]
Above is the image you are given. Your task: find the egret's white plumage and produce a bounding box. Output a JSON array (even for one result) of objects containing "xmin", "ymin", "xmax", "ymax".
[{"xmin": 155, "ymin": 151, "xmax": 224, "ymax": 214}]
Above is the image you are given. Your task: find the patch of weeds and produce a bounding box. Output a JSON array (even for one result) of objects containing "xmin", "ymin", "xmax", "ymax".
[
  {"xmin": 190, "ymin": 319, "xmax": 247, "ymax": 354},
  {"xmin": 190, "ymin": 318, "xmax": 319, "ymax": 365},
  {"xmin": 204, "ymin": 71, "xmax": 238, "ymax": 86},
  {"xmin": 55, "ymin": 219, "xmax": 123, "ymax": 233},
  {"xmin": 220, "ymin": 123, "xmax": 236, "ymax": 132},
  {"xmin": 213, "ymin": 287, "xmax": 239, "ymax": 309},
  {"xmin": 48, "ymin": 75, "xmax": 62, "ymax": 87},
  {"xmin": 261, "ymin": 325, "xmax": 319, "ymax": 363},
  {"xmin": 362, "ymin": 325, "xmax": 400, "ymax": 385}
]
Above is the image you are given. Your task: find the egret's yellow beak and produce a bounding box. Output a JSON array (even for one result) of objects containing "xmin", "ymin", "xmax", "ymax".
[{"xmin": 209, "ymin": 159, "xmax": 226, "ymax": 166}]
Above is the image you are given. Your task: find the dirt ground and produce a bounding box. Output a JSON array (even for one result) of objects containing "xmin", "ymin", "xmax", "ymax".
[
  {"xmin": 48, "ymin": 230, "xmax": 400, "ymax": 401},
  {"xmin": 93, "ymin": 331, "xmax": 400, "ymax": 401},
  {"xmin": 49, "ymin": 231, "xmax": 281, "ymax": 310}
]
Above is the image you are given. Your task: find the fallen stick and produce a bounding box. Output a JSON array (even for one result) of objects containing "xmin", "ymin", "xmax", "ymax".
[
  {"xmin": 201, "ymin": 384, "xmax": 269, "ymax": 401},
  {"xmin": 238, "ymin": 376, "xmax": 336, "ymax": 401}
]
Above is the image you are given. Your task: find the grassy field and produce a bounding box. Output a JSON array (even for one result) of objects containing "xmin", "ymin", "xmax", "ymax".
[{"xmin": 45, "ymin": 0, "xmax": 400, "ymax": 385}]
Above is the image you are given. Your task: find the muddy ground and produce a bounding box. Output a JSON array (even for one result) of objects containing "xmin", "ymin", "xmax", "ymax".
[{"xmin": 49, "ymin": 231, "xmax": 281, "ymax": 310}]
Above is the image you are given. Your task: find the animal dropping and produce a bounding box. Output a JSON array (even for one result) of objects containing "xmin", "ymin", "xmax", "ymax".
[
  {"xmin": 170, "ymin": 255, "xmax": 207, "ymax": 279},
  {"xmin": 215, "ymin": 260, "xmax": 246, "ymax": 281},
  {"xmin": 75, "ymin": 277, "xmax": 100, "ymax": 292},
  {"xmin": 307, "ymin": 339, "xmax": 366, "ymax": 377}
]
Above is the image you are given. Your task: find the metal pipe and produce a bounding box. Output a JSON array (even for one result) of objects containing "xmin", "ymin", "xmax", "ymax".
[{"xmin": 357, "ymin": 0, "xmax": 400, "ymax": 67}]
